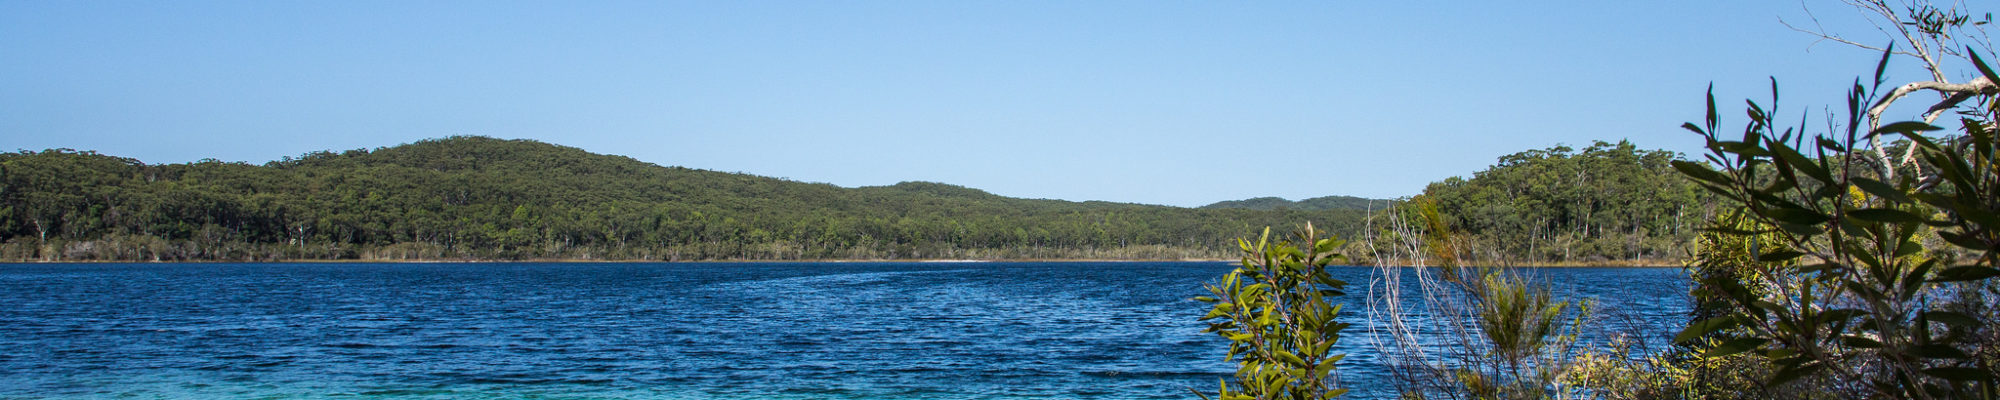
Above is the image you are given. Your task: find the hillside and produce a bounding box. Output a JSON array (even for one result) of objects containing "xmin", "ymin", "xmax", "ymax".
[
  {"xmin": 1201, "ymin": 195, "xmax": 1388, "ymax": 212},
  {"xmin": 0, "ymin": 136, "xmax": 1368, "ymax": 261},
  {"xmin": 1415, "ymin": 140, "xmax": 1713, "ymax": 264}
]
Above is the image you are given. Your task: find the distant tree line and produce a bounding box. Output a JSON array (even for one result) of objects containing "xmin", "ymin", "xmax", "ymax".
[
  {"xmin": 1199, "ymin": 195, "xmax": 1383, "ymax": 212},
  {"xmin": 0, "ymin": 136, "xmax": 1712, "ymax": 263},
  {"xmin": 0, "ymin": 136, "xmax": 1368, "ymax": 261},
  {"xmin": 1414, "ymin": 140, "xmax": 1714, "ymax": 265}
]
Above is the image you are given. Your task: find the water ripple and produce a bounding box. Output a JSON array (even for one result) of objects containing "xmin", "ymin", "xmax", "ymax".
[{"xmin": 0, "ymin": 262, "xmax": 1687, "ymax": 399}]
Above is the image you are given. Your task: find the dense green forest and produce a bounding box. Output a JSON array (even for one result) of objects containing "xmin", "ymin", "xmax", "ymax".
[
  {"xmin": 1200, "ymin": 195, "xmax": 1383, "ymax": 211},
  {"xmin": 0, "ymin": 136, "xmax": 1711, "ymax": 263},
  {"xmin": 1417, "ymin": 140, "xmax": 1712, "ymax": 264},
  {"xmin": 0, "ymin": 136, "xmax": 1375, "ymax": 261}
]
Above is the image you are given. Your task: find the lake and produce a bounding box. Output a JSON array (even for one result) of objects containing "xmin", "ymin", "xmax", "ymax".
[{"xmin": 0, "ymin": 262, "xmax": 1690, "ymax": 399}]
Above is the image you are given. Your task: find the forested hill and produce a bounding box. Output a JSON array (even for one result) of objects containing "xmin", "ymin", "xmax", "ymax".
[
  {"xmin": 1200, "ymin": 195, "xmax": 1386, "ymax": 211},
  {"xmin": 1417, "ymin": 140, "xmax": 1713, "ymax": 265},
  {"xmin": 0, "ymin": 136, "xmax": 1367, "ymax": 261}
]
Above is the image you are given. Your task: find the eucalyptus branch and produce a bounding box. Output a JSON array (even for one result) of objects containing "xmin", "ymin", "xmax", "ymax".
[
  {"xmin": 1780, "ymin": 15, "xmax": 1914, "ymax": 57},
  {"xmin": 1868, "ymin": 76, "xmax": 1998, "ymax": 123}
]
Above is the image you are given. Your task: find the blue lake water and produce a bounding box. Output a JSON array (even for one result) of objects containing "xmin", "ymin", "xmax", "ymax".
[{"xmin": 0, "ymin": 262, "xmax": 1690, "ymax": 399}]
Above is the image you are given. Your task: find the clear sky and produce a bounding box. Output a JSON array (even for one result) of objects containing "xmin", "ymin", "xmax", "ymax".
[{"xmin": 0, "ymin": 1, "xmax": 1956, "ymax": 207}]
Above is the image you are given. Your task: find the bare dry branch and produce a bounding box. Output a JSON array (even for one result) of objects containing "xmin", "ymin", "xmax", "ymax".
[
  {"xmin": 1867, "ymin": 75, "xmax": 1998, "ymax": 125},
  {"xmin": 1867, "ymin": 76, "xmax": 1995, "ymax": 176},
  {"xmin": 1789, "ymin": 0, "xmax": 1996, "ymax": 178},
  {"xmin": 1782, "ymin": 20, "xmax": 1914, "ymax": 55},
  {"xmin": 1780, "ymin": 6, "xmax": 1918, "ymax": 57}
]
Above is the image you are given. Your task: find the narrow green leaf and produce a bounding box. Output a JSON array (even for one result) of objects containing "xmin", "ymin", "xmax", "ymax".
[
  {"xmin": 1769, "ymin": 362, "xmax": 1823, "ymax": 385},
  {"xmin": 1702, "ymin": 337, "xmax": 1767, "ymax": 358},
  {"xmin": 1682, "ymin": 122, "xmax": 1707, "ymax": 135},
  {"xmin": 1936, "ymin": 231, "xmax": 1988, "ymax": 250},
  {"xmin": 1901, "ymin": 132, "xmax": 1946, "ymax": 152},
  {"xmin": 1795, "ymin": 263, "xmax": 1839, "ymax": 275},
  {"xmin": 1314, "ymin": 238, "xmax": 1338, "ymax": 253},
  {"xmin": 1908, "ymin": 344, "xmax": 1970, "ymax": 359},
  {"xmin": 1771, "ymin": 144, "xmax": 1831, "ymax": 183},
  {"xmin": 1841, "ymin": 335, "xmax": 1884, "ymax": 348},
  {"xmin": 1902, "ymin": 259, "xmax": 1936, "ymax": 298},
  {"xmin": 1276, "ymin": 351, "xmax": 1306, "ymax": 366},
  {"xmin": 1718, "ymin": 141, "xmax": 1770, "ymax": 157},
  {"xmin": 1894, "ymin": 241, "xmax": 1924, "ymax": 258},
  {"xmin": 1969, "ymin": 46, "xmax": 2000, "ymax": 85},
  {"xmin": 1850, "ymin": 177, "xmax": 1910, "ymax": 203},
  {"xmin": 1871, "ymin": 121, "xmax": 1943, "ymax": 137},
  {"xmin": 1818, "ymin": 308, "xmax": 1866, "ymax": 321},
  {"xmin": 1923, "ymin": 366, "xmax": 1992, "ymax": 381},
  {"xmin": 1852, "ymin": 249, "xmax": 1884, "ymax": 269},
  {"xmin": 1705, "ymin": 83, "xmax": 1718, "ymax": 130},
  {"xmin": 1920, "ymin": 311, "xmax": 1983, "ymax": 328},
  {"xmin": 1873, "ymin": 45, "xmax": 1893, "ymax": 86},
  {"xmin": 1767, "ymin": 207, "xmax": 1829, "ymax": 226},
  {"xmin": 1932, "ymin": 266, "xmax": 2000, "ymax": 282},
  {"xmin": 1671, "ymin": 160, "xmax": 1733, "ymax": 186},
  {"xmin": 1756, "ymin": 250, "xmax": 1806, "ymax": 263},
  {"xmin": 1848, "ymin": 208, "xmax": 1925, "ymax": 224}
]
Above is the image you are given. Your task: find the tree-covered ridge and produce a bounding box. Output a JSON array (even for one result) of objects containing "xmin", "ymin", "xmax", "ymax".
[
  {"xmin": 1418, "ymin": 140, "xmax": 1712, "ymax": 264},
  {"xmin": 1200, "ymin": 195, "xmax": 1386, "ymax": 211},
  {"xmin": 0, "ymin": 136, "xmax": 1367, "ymax": 261}
]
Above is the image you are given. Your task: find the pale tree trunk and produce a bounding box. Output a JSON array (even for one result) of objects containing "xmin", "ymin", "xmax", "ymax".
[{"xmin": 32, "ymin": 217, "xmax": 48, "ymax": 261}]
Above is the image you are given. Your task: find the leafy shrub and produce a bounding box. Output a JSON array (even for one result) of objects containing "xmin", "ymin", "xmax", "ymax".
[
  {"xmin": 1197, "ymin": 223, "xmax": 1352, "ymax": 399},
  {"xmin": 1671, "ymin": 47, "xmax": 2000, "ymax": 398}
]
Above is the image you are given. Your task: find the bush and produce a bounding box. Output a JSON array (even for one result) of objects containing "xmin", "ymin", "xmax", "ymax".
[
  {"xmin": 1196, "ymin": 223, "xmax": 1351, "ymax": 399},
  {"xmin": 1672, "ymin": 47, "xmax": 2000, "ymax": 398}
]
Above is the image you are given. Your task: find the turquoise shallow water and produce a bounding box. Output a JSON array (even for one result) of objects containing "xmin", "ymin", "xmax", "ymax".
[{"xmin": 0, "ymin": 262, "xmax": 1689, "ymax": 399}]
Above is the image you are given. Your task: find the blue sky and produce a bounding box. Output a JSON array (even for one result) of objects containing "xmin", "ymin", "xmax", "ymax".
[{"xmin": 0, "ymin": 1, "xmax": 1951, "ymax": 207}]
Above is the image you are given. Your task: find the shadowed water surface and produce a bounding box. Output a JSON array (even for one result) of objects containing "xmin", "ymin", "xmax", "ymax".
[{"xmin": 0, "ymin": 262, "xmax": 1687, "ymax": 399}]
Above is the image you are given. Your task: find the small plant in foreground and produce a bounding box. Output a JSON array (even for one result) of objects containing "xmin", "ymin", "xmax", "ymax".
[{"xmin": 1196, "ymin": 223, "xmax": 1351, "ymax": 400}]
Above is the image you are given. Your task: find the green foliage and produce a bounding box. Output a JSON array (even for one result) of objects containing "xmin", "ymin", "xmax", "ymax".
[
  {"xmin": 1197, "ymin": 224, "xmax": 1351, "ymax": 400},
  {"xmin": 1201, "ymin": 196, "xmax": 1387, "ymax": 212},
  {"xmin": 1452, "ymin": 272, "xmax": 1593, "ymax": 400},
  {"xmin": 1673, "ymin": 49, "xmax": 2000, "ymax": 398},
  {"xmin": 1361, "ymin": 197, "xmax": 1596, "ymax": 400},
  {"xmin": 1478, "ymin": 273, "xmax": 1588, "ymax": 372},
  {"xmin": 1419, "ymin": 141, "xmax": 1711, "ymax": 264},
  {"xmin": 0, "ymin": 136, "xmax": 1370, "ymax": 261},
  {"xmin": 1566, "ymin": 335, "xmax": 1847, "ymax": 400},
  {"xmin": 1681, "ymin": 210, "xmax": 1789, "ymax": 344}
]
